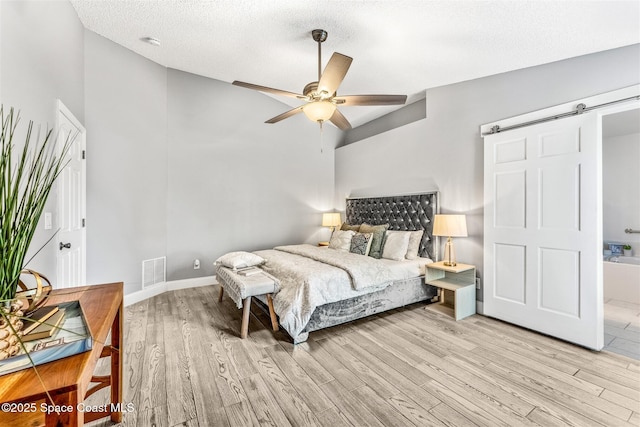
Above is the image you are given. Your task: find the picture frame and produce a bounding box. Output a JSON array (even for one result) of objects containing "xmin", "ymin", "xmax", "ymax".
[{"xmin": 608, "ymin": 243, "xmax": 624, "ymax": 255}]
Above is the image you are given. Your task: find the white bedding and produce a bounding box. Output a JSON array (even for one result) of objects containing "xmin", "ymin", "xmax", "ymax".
[
  {"xmin": 377, "ymin": 255, "xmax": 433, "ymax": 277},
  {"xmin": 253, "ymin": 244, "xmax": 432, "ymax": 340}
]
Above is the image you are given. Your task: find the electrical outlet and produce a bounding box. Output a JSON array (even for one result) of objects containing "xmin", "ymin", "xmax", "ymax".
[
  {"xmin": 193, "ymin": 259, "xmax": 200, "ymax": 270},
  {"xmin": 476, "ymin": 277, "xmax": 481, "ymax": 290}
]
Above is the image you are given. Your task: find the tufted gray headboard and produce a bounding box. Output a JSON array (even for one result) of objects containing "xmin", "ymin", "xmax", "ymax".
[{"xmin": 345, "ymin": 192, "xmax": 440, "ymax": 261}]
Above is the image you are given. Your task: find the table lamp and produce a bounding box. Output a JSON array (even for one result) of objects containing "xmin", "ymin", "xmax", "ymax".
[
  {"xmin": 320, "ymin": 212, "xmax": 341, "ymax": 246},
  {"xmin": 433, "ymin": 214, "xmax": 468, "ymax": 266}
]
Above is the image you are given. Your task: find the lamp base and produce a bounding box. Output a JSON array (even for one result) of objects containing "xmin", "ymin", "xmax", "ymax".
[{"xmin": 443, "ymin": 237, "xmax": 457, "ymax": 266}]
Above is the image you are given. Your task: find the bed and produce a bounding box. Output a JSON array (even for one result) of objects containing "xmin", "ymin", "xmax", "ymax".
[{"xmin": 217, "ymin": 192, "xmax": 440, "ymax": 343}]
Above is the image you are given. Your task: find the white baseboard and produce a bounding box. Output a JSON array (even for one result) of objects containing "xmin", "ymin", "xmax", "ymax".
[
  {"xmin": 168, "ymin": 275, "xmax": 218, "ymax": 291},
  {"xmin": 124, "ymin": 275, "xmax": 218, "ymax": 307}
]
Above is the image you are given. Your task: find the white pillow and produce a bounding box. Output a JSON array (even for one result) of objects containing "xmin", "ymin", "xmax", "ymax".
[
  {"xmin": 385, "ymin": 230, "xmax": 424, "ymax": 259},
  {"xmin": 215, "ymin": 251, "xmax": 265, "ymax": 270},
  {"xmin": 405, "ymin": 229, "xmax": 424, "ymax": 260},
  {"xmin": 382, "ymin": 231, "xmax": 411, "ymax": 261},
  {"xmin": 329, "ymin": 229, "xmax": 355, "ymax": 251}
]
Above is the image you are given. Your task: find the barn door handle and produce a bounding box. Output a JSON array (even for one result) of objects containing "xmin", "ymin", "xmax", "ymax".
[{"xmin": 59, "ymin": 242, "xmax": 71, "ymax": 250}]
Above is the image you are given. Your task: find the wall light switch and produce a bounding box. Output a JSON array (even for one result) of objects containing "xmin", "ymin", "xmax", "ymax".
[
  {"xmin": 44, "ymin": 212, "xmax": 52, "ymax": 230},
  {"xmin": 194, "ymin": 259, "xmax": 200, "ymax": 270}
]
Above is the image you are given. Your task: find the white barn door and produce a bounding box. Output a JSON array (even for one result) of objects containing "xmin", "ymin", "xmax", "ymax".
[{"xmin": 483, "ymin": 113, "xmax": 603, "ymax": 350}]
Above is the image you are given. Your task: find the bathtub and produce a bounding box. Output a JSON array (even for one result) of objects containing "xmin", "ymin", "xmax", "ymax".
[{"xmin": 604, "ymin": 256, "xmax": 640, "ymax": 304}]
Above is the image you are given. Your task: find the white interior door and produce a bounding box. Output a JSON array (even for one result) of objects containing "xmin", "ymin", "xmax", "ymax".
[
  {"xmin": 483, "ymin": 112, "xmax": 603, "ymax": 350},
  {"xmin": 56, "ymin": 100, "xmax": 86, "ymax": 288}
]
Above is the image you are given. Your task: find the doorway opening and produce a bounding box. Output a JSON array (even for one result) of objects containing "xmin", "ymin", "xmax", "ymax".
[{"xmin": 602, "ymin": 107, "xmax": 640, "ymax": 360}]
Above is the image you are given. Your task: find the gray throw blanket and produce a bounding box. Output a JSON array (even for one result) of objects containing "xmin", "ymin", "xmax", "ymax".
[{"xmin": 253, "ymin": 244, "xmax": 397, "ymax": 340}]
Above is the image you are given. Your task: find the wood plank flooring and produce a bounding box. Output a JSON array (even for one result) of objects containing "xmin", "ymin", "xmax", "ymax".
[
  {"xmin": 86, "ymin": 285, "xmax": 640, "ymax": 426},
  {"xmin": 604, "ymin": 298, "xmax": 640, "ymax": 359}
]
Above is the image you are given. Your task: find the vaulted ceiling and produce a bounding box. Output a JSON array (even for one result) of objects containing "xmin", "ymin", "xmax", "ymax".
[{"xmin": 70, "ymin": 0, "xmax": 640, "ymax": 127}]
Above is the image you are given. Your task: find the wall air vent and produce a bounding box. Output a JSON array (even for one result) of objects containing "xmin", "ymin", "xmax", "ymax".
[{"xmin": 142, "ymin": 256, "xmax": 166, "ymax": 288}]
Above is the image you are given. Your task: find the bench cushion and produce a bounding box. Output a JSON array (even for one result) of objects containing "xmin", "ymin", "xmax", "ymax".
[{"xmin": 216, "ymin": 266, "xmax": 279, "ymax": 309}]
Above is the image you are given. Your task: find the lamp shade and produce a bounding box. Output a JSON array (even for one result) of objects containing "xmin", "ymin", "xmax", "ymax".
[
  {"xmin": 432, "ymin": 214, "xmax": 468, "ymax": 237},
  {"xmin": 322, "ymin": 212, "xmax": 342, "ymax": 228},
  {"xmin": 303, "ymin": 101, "xmax": 336, "ymax": 122}
]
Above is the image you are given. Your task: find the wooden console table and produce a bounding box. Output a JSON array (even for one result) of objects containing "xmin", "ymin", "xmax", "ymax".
[{"xmin": 0, "ymin": 282, "xmax": 123, "ymax": 427}]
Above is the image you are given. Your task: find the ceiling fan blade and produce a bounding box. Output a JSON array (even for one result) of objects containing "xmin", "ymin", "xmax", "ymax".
[
  {"xmin": 334, "ymin": 94, "xmax": 408, "ymax": 106},
  {"xmin": 232, "ymin": 81, "xmax": 302, "ymax": 99},
  {"xmin": 265, "ymin": 106, "xmax": 305, "ymax": 124},
  {"xmin": 317, "ymin": 53, "xmax": 353, "ymax": 96},
  {"xmin": 329, "ymin": 108, "xmax": 352, "ymax": 131}
]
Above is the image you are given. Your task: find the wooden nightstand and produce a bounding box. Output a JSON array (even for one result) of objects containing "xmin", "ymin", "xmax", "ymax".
[{"xmin": 425, "ymin": 261, "xmax": 476, "ymax": 320}]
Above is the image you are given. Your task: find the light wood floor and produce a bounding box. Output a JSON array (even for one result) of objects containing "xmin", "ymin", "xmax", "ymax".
[
  {"xmin": 604, "ymin": 298, "xmax": 640, "ymax": 360},
  {"xmin": 87, "ymin": 285, "xmax": 640, "ymax": 427}
]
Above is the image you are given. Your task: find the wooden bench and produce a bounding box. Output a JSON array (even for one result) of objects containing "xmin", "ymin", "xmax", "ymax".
[{"xmin": 216, "ymin": 267, "xmax": 278, "ymax": 338}]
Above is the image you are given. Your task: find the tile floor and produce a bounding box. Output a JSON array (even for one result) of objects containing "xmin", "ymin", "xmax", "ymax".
[{"xmin": 604, "ymin": 298, "xmax": 640, "ymax": 360}]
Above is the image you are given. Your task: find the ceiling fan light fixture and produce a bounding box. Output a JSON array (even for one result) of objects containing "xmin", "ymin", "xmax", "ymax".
[
  {"xmin": 303, "ymin": 101, "xmax": 336, "ymax": 122},
  {"xmin": 233, "ymin": 28, "xmax": 405, "ymax": 130}
]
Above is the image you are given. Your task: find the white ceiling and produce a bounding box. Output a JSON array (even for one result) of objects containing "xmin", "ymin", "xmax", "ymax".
[{"xmin": 70, "ymin": 0, "xmax": 640, "ymax": 128}]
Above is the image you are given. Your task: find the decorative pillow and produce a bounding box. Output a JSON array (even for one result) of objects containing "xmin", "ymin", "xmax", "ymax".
[
  {"xmin": 340, "ymin": 222, "xmax": 361, "ymax": 232},
  {"xmin": 349, "ymin": 232, "xmax": 373, "ymax": 256},
  {"xmin": 382, "ymin": 231, "xmax": 411, "ymax": 261},
  {"xmin": 329, "ymin": 229, "xmax": 355, "ymax": 251},
  {"xmin": 405, "ymin": 229, "xmax": 424, "ymax": 259},
  {"xmin": 359, "ymin": 223, "xmax": 390, "ymax": 259},
  {"xmin": 385, "ymin": 229, "xmax": 425, "ymax": 259},
  {"xmin": 215, "ymin": 251, "xmax": 265, "ymax": 270}
]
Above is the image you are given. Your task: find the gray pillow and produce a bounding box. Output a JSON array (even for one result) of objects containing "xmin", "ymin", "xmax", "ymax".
[
  {"xmin": 359, "ymin": 223, "xmax": 390, "ymax": 259},
  {"xmin": 340, "ymin": 222, "xmax": 361, "ymax": 232}
]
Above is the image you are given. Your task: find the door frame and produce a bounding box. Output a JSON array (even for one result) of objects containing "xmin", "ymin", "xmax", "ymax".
[
  {"xmin": 480, "ymin": 85, "xmax": 640, "ymax": 349},
  {"xmin": 55, "ymin": 99, "xmax": 87, "ymax": 287}
]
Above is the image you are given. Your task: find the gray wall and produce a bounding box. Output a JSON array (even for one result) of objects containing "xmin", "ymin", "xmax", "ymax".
[
  {"xmin": 166, "ymin": 69, "xmax": 339, "ymax": 281},
  {"xmin": 0, "ymin": 0, "xmax": 84, "ymax": 281},
  {"xmin": 84, "ymin": 31, "xmax": 168, "ymax": 293},
  {"xmin": 2, "ymin": 2, "xmax": 340, "ymax": 294},
  {"xmin": 336, "ymin": 44, "xmax": 640, "ymax": 299},
  {"xmin": 340, "ymin": 95, "xmax": 426, "ymax": 147},
  {"xmin": 84, "ymin": 34, "xmax": 340, "ymax": 290}
]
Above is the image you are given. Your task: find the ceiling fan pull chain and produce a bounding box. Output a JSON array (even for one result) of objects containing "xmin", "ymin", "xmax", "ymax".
[{"xmin": 319, "ymin": 121, "xmax": 324, "ymax": 153}]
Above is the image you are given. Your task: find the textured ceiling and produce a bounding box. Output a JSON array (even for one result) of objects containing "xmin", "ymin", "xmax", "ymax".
[{"xmin": 70, "ymin": 0, "xmax": 640, "ymax": 128}]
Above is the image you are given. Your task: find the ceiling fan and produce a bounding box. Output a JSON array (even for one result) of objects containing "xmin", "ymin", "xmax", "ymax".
[{"xmin": 232, "ymin": 29, "xmax": 407, "ymax": 131}]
